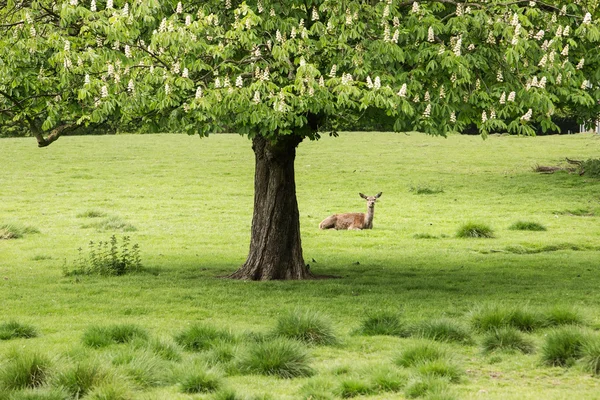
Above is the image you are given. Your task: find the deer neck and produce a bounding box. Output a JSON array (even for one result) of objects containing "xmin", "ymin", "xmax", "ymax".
[{"xmin": 364, "ymin": 206, "xmax": 375, "ymax": 228}]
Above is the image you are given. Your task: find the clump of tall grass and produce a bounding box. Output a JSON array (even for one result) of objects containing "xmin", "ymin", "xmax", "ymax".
[
  {"xmin": 369, "ymin": 366, "xmax": 408, "ymax": 393},
  {"xmin": 174, "ymin": 324, "xmax": 235, "ymax": 352},
  {"xmin": 0, "ymin": 321, "xmax": 38, "ymax": 340},
  {"xmin": 470, "ymin": 305, "xmax": 544, "ymax": 332},
  {"xmin": 54, "ymin": 361, "xmax": 108, "ymax": 398},
  {"xmin": 481, "ymin": 328, "xmax": 535, "ymax": 354},
  {"xmin": 82, "ymin": 381, "xmax": 133, "ymax": 400},
  {"xmin": 77, "ymin": 210, "xmax": 108, "ymax": 218},
  {"xmin": 4, "ymin": 387, "xmax": 70, "ymax": 400},
  {"xmin": 300, "ymin": 379, "xmax": 336, "ymax": 400},
  {"xmin": 81, "ymin": 324, "xmax": 149, "ymax": 348},
  {"xmin": 395, "ymin": 343, "xmax": 447, "ymax": 368},
  {"xmin": 409, "ymin": 185, "xmax": 444, "ymax": 195},
  {"xmin": 237, "ymin": 338, "xmax": 313, "ymax": 378},
  {"xmin": 110, "ymin": 349, "xmax": 167, "ymax": 388},
  {"xmin": 416, "ymin": 359, "xmax": 464, "ymax": 383},
  {"xmin": 175, "ymin": 363, "xmax": 223, "ymax": 394},
  {"xmin": 65, "ymin": 235, "xmax": 142, "ymax": 276},
  {"xmin": 543, "ymin": 306, "xmax": 585, "ymax": 327},
  {"xmin": 509, "ymin": 221, "xmax": 547, "ymax": 231},
  {"xmin": 0, "ymin": 222, "xmax": 40, "ymax": 240},
  {"xmin": 413, "ymin": 319, "xmax": 472, "ymax": 344},
  {"xmin": 404, "ymin": 376, "xmax": 450, "ymax": 399},
  {"xmin": 273, "ymin": 309, "xmax": 338, "ymax": 346},
  {"xmin": 0, "ymin": 350, "xmax": 52, "ymax": 390},
  {"xmin": 81, "ymin": 216, "xmax": 137, "ymax": 232},
  {"xmin": 581, "ymin": 337, "xmax": 600, "ymax": 375},
  {"xmin": 356, "ymin": 311, "xmax": 410, "ymax": 337},
  {"xmin": 541, "ymin": 327, "xmax": 587, "ymax": 367},
  {"xmin": 456, "ymin": 222, "xmax": 495, "ymax": 238},
  {"xmin": 337, "ymin": 378, "xmax": 374, "ymax": 397},
  {"xmin": 149, "ymin": 337, "xmax": 182, "ymax": 361}
]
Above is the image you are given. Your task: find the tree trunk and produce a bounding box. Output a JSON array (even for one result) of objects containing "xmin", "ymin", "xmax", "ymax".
[{"xmin": 229, "ymin": 135, "xmax": 312, "ymax": 280}]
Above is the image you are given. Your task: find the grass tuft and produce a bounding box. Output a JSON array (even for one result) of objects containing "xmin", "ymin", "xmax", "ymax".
[
  {"xmin": 82, "ymin": 324, "xmax": 149, "ymax": 348},
  {"xmin": 481, "ymin": 328, "xmax": 535, "ymax": 354},
  {"xmin": 83, "ymin": 381, "xmax": 133, "ymax": 400},
  {"xmin": 456, "ymin": 222, "xmax": 495, "ymax": 238},
  {"xmin": 416, "ymin": 359, "xmax": 464, "ymax": 383},
  {"xmin": 414, "ymin": 319, "xmax": 472, "ymax": 344},
  {"xmin": 0, "ymin": 321, "xmax": 38, "ymax": 340},
  {"xmin": 541, "ymin": 327, "xmax": 586, "ymax": 367},
  {"xmin": 543, "ymin": 306, "xmax": 585, "ymax": 327},
  {"xmin": 54, "ymin": 361, "xmax": 108, "ymax": 398},
  {"xmin": 337, "ymin": 378, "xmax": 374, "ymax": 398},
  {"xmin": 356, "ymin": 311, "xmax": 410, "ymax": 337},
  {"xmin": 0, "ymin": 222, "xmax": 40, "ymax": 240},
  {"xmin": 110, "ymin": 349, "xmax": 167, "ymax": 388},
  {"xmin": 237, "ymin": 338, "xmax": 313, "ymax": 378},
  {"xmin": 581, "ymin": 337, "xmax": 600, "ymax": 375},
  {"xmin": 176, "ymin": 364, "xmax": 223, "ymax": 394},
  {"xmin": 409, "ymin": 185, "xmax": 444, "ymax": 195},
  {"xmin": 0, "ymin": 350, "xmax": 52, "ymax": 390},
  {"xmin": 509, "ymin": 221, "xmax": 547, "ymax": 231},
  {"xmin": 395, "ymin": 343, "xmax": 447, "ymax": 368},
  {"xmin": 470, "ymin": 305, "xmax": 543, "ymax": 332},
  {"xmin": 273, "ymin": 309, "xmax": 338, "ymax": 346},
  {"xmin": 404, "ymin": 377, "xmax": 450, "ymax": 399},
  {"xmin": 369, "ymin": 366, "xmax": 408, "ymax": 393},
  {"xmin": 77, "ymin": 210, "xmax": 108, "ymax": 218},
  {"xmin": 4, "ymin": 387, "xmax": 71, "ymax": 400},
  {"xmin": 82, "ymin": 216, "xmax": 137, "ymax": 232},
  {"xmin": 149, "ymin": 337, "xmax": 182, "ymax": 361},
  {"xmin": 174, "ymin": 324, "xmax": 235, "ymax": 352}
]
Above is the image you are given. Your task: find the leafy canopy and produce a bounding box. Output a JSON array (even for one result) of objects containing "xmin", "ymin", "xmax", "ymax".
[{"xmin": 1, "ymin": 0, "xmax": 599, "ymax": 142}]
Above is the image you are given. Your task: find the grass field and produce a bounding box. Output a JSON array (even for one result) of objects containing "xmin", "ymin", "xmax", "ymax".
[{"xmin": 1, "ymin": 132, "xmax": 599, "ymax": 399}]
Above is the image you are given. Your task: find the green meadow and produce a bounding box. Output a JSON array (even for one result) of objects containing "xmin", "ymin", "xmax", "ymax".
[{"xmin": 1, "ymin": 132, "xmax": 600, "ymax": 399}]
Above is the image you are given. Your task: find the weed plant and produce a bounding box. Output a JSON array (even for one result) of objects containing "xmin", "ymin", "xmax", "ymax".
[
  {"xmin": 82, "ymin": 324, "xmax": 149, "ymax": 348},
  {"xmin": 456, "ymin": 222, "xmax": 495, "ymax": 238},
  {"xmin": 356, "ymin": 312, "xmax": 410, "ymax": 337},
  {"xmin": 0, "ymin": 223, "xmax": 39, "ymax": 240},
  {"xmin": 581, "ymin": 337, "xmax": 600, "ymax": 375},
  {"xmin": 395, "ymin": 343, "xmax": 447, "ymax": 368},
  {"xmin": 541, "ymin": 327, "xmax": 587, "ymax": 367},
  {"xmin": 174, "ymin": 324, "xmax": 235, "ymax": 352},
  {"xmin": 0, "ymin": 350, "xmax": 52, "ymax": 390},
  {"xmin": 66, "ymin": 235, "xmax": 142, "ymax": 276},
  {"xmin": 481, "ymin": 328, "xmax": 535, "ymax": 354},
  {"xmin": 273, "ymin": 309, "xmax": 338, "ymax": 346},
  {"xmin": 414, "ymin": 319, "xmax": 472, "ymax": 344},
  {"xmin": 237, "ymin": 338, "xmax": 313, "ymax": 378},
  {"xmin": 509, "ymin": 221, "xmax": 547, "ymax": 231},
  {"xmin": 0, "ymin": 321, "xmax": 38, "ymax": 340}
]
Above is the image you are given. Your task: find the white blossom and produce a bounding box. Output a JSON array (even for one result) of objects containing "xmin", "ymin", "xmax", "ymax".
[
  {"xmin": 549, "ymin": 51, "xmax": 556, "ymax": 63},
  {"xmin": 235, "ymin": 76, "xmax": 243, "ymax": 88},
  {"xmin": 456, "ymin": 4, "xmax": 464, "ymax": 16},
  {"xmin": 482, "ymin": 111, "xmax": 488, "ymax": 123},
  {"xmin": 511, "ymin": 13, "xmax": 519, "ymax": 26},
  {"xmin": 453, "ymin": 36, "xmax": 462, "ymax": 56},
  {"xmin": 392, "ymin": 29, "xmax": 399, "ymax": 43},
  {"xmin": 374, "ymin": 76, "xmax": 381, "ymax": 90},
  {"xmin": 319, "ymin": 76, "xmax": 325, "ymax": 87},
  {"xmin": 270, "ymin": 8, "xmax": 275, "ymax": 17},
  {"xmin": 499, "ymin": 92, "xmax": 506, "ymax": 104},
  {"xmin": 520, "ymin": 109, "xmax": 532, "ymax": 121},
  {"xmin": 423, "ymin": 103, "xmax": 431, "ymax": 118},
  {"xmin": 172, "ymin": 62, "xmax": 180, "ymax": 75},
  {"xmin": 560, "ymin": 5, "xmax": 566, "ymax": 15},
  {"xmin": 581, "ymin": 80, "xmax": 590, "ymax": 89},
  {"xmin": 490, "ymin": 110, "xmax": 496, "ymax": 119},
  {"xmin": 195, "ymin": 87, "xmax": 203, "ymax": 99},
  {"xmin": 413, "ymin": 94, "xmax": 420, "ymax": 102},
  {"xmin": 561, "ymin": 44, "xmax": 569, "ymax": 56},
  {"xmin": 341, "ymin": 73, "xmax": 353, "ymax": 85},
  {"xmin": 124, "ymin": 45, "xmax": 132, "ymax": 58},
  {"xmin": 555, "ymin": 25, "xmax": 563, "ymax": 37},
  {"xmin": 507, "ymin": 91, "xmax": 516, "ymax": 102},
  {"xmin": 534, "ymin": 30, "xmax": 544, "ymax": 40},
  {"xmin": 468, "ymin": 43, "xmax": 475, "ymax": 51},
  {"xmin": 165, "ymin": 83, "xmax": 171, "ymax": 95},
  {"xmin": 70, "ymin": 0, "xmax": 78, "ymax": 6},
  {"xmin": 225, "ymin": 0, "xmax": 231, "ymax": 9},
  {"xmin": 450, "ymin": 111, "xmax": 456, "ymax": 123},
  {"xmin": 424, "ymin": 91, "xmax": 430, "ymax": 102},
  {"xmin": 215, "ymin": 77, "xmax": 221, "ymax": 88},
  {"xmin": 182, "ymin": 68, "xmax": 189, "ymax": 78},
  {"xmin": 329, "ymin": 64, "xmax": 337, "ymax": 78},
  {"xmin": 486, "ymin": 31, "xmax": 496, "ymax": 44},
  {"xmin": 583, "ymin": 12, "xmax": 592, "ymax": 24},
  {"xmin": 185, "ymin": 15, "xmax": 192, "ymax": 26},
  {"xmin": 539, "ymin": 76, "xmax": 547, "ymax": 88},
  {"xmin": 84, "ymin": 74, "xmax": 90, "ymax": 85},
  {"xmin": 556, "ymin": 73, "xmax": 562, "ymax": 84},
  {"xmin": 384, "ymin": 25, "xmax": 390, "ymax": 42},
  {"xmin": 101, "ymin": 85, "xmax": 109, "ymax": 98},
  {"xmin": 262, "ymin": 67, "xmax": 270, "ymax": 81},
  {"xmin": 576, "ymin": 58, "xmax": 585, "ymax": 69},
  {"xmin": 475, "ymin": 79, "xmax": 481, "ymax": 90},
  {"xmin": 276, "ymin": 30, "xmax": 283, "ymax": 43},
  {"xmin": 64, "ymin": 40, "xmax": 71, "ymax": 52},
  {"xmin": 106, "ymin": 0, "xmax": 113, "ymax": 9},
  {"xmin": 25, "ymin": 13, "xmax": 34, "ymax": 24},
  {"xmin": 122, "ymin": 2, "xmax": 129, "ymax": 16},
  {"xmin": 397, "ymin": 83, "xmax": 407, "ymax": 97},
  {"xmin": 411, "ymin": 2, "xmax": 419, "ymax": 14},
  {"xmin": 563, "ymin": 25, "xmax": 570, "ymax": 36},
  {"xmin": 366, "ymin": 76, "xmax": 374, "ymax": 89},
  {"xmin": 159, "ymin": 18, "xmax": 167, "ymax": 33},
  {"xmin": 311, "ymin": 7, "xmax": 319, "ymax": 21},
  {"xmin": 439, "ymin": 85, "xmax": 446, "ymax": 99},
  {"xmin": 257, "ymin": 1, "xmax": 263, "ymax": 13},
  {"xmin": 223, "ymin": 77, "xmax": 230, "ymax": 88},
  {"xmin": 253, "ymin": 91, "xmax": 261, "ymax": 104},
  {"xmin": 176, "ymin": 2, "xmax": 183, "ymax": 14},
  {"xmin": 345, "ymin": 10, "xmax": 353, "ymax": 25},
  {"xmin": 496, "ymin": 70, "xmax": 503, "ymax": 82},
  {"xmin": 428, "ymin": 26, "xmax": 435, "ymax": 42},
  {"xmin": 107, "ymin": 63, "xmax": 114, "ymax": 76},
  {"xmin": 531, "ymin": 76, "xmax": 539, "ymax": 88},
  {"xmin": 90, "ymin": 0, "xmax": 96, "ymax": 11},
  {"xmin": 538, "ymin": 54, "xmax": 547, "ymax": 67},
  {"xmin": 127, "ymin": 79, "xmax": 135, "ymax": 93}
]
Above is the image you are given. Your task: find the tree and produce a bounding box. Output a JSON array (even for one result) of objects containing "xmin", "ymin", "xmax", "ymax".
[{"xmin": 1, "ymin": 0, "xmax": 599, "ymax": 279}]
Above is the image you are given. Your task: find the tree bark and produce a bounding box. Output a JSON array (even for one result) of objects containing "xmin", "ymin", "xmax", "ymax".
[{"xmin": 229, "ymin": 135, "xmax": 312, "ymax": 280}]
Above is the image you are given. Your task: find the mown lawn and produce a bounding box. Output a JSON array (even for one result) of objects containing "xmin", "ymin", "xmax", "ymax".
[{"xmin": 1, "ymin": 132, "xmax": 599, "ymax": 399}]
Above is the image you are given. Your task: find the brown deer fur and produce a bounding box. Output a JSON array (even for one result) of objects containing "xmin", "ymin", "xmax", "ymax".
[{"xmin": 319, "ymin": 193, "xmax": 382, "ymax": 230}]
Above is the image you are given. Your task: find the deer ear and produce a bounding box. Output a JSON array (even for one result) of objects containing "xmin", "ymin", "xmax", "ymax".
[
  {"xmin": 359, "ymin": 193, "xmax": 367, "ymax": 199},
  {"xmin": 376, "ymin": 192, "xmax": 382, "ymax": 198}
]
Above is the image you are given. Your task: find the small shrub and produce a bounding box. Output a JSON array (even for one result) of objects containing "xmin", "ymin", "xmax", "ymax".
[
  {"xmin": 337, "ymin": 378, "xmax": 374, "ymax": 398},
  {"xmin": 395, "ymin": 343, "xmax": 447, "ymax": 368},
  {"xmin": 456, "ymin": 222, "xmax": 494, "ymax": 238},
  {"xmin": 416, "ymin": 359, "xmax": 463, "ymax": 383},
  {"xmin": 0, "ymin": 350, "xmax": 52, "ymax": 390},
  {"xmin": 54, "ymin": 361, "xmax": 108, "ymax": 398},
  {"xmin": 273, "ymin": 309, "xmax": 338, "ymax": 346},
  {"xmin": 541, "ymin": 327, "xmax": 586, "ymax": 367},
  {"xmin": 77, "ymin": 210, "xmax": 108, "ymax": 218},
  {"xmin": 356, "ymin": 312, "xmax": 410, "ymax": 337},
  {"xmin": 65, "ymin": 235, "xmax": 142, "ymax": 276},
  {"xmin": 237, "ymin": 338, "xmax": 313, "ymax": 378},
  {"xmin": 414, "ymin": 319, "xmax": 472, "ymax": 344},
  {"xmin": 580, "ymin": 158, "xmax": 600, "ymax": 178},
  {"xmin": 581, "ymin": 337, "xmax": 600, "ymax": 375},
  {"xmin": 508, "ymin": 221, "xmax": 547, "ymax": 231},
  {"xmin": 82, "ymin": 324, "xmax": 149, "ymax": 348},
  {"xmin": 0, "ymin": 222, "xmax": 39, "ymax": 240},
  {"xmin": 404, "ymin": 377, "xmax": 449, "ymax": 399},
  {"xmin": 0, "ymin": 321, "xmax": 38, "ymax": 340},
  {"xmin": 174, "ymin": 324, "xmax": 234, "ymax": 352},
  {"xmin": 481, "ymin": 328, "xmax": 535, "ymax": 354},
  {"xmin": 177, "ymin": 364, "xmax": 222, "ymax": 394},
  {"xmin": 543, "ymin": 307, "xmax": 585, "ymax": 327}
]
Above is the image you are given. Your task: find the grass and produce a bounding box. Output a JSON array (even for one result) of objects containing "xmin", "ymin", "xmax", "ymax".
[
  {"xmin": 0, "ymin": 321, "xmax": 38, "ymax": 340},
  {"xmin": 508, "ymin": 221, "xmax": 547, "ymax": 231},
  {"xmin": 456, "ymin": 222, "xmax": 495, "ymax": 238},
  {"xmin": 413, "ymin": 319, "xmax": 472, "ymax": 344},
  {"xmin": 540, "ymin": 327, "xmax": 587, "ymax": 367},
  {"xmin": 1, "ymin": 132, "xmax": 600, "ymax": 398},
  {"xmin": 54, "ymin": 361, "xmax": 108, "ymax": 398},
  {"xmin": 0, "ymin": 350, "xmax": 52, "ymax": 390},
  {"xmin": 237, "ymin": 338, "xmax": 314, "ymax": 378},
  {"xmin": 470, "ymin": 305, "xmax": 545, "ymax": 332},
  {"xmin": 481, "ymin": 328, "xmax": 535, "ymax": 354},
  {"xmin": 174, "ymin": 324, "xmax": 235, "ymax": 351},
  {"xmin": 273, "ymin": 309, "xmax": 338, "ymax": 345},
  {"xmin": 395, "ymin": 343, "xmax": 447, "ymax": 368},
  {"xmin": 0, "ymin": 223, "xmax": 40, "ymax": 240},
  {"xmin": 81, "ymin": 324, "xmax": 149, "ymax": 348},
  {"xmin": 356, "ymin": 311, "xmax": 410, "ymax": 337}
]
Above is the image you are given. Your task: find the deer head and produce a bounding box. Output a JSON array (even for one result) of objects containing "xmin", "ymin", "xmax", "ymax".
[{"xmin": 359, "ymin": 192, "xmax": 382, "ymax": 210}]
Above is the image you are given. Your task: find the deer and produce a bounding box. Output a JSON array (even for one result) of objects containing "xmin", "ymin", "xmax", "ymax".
[{"xmin": 319, "ymin": 192, "xmax": 382, "ymax": 230}]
